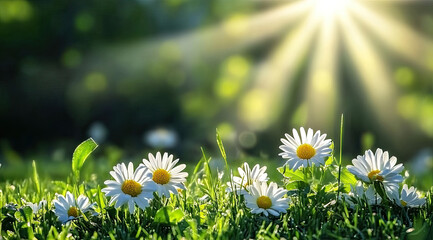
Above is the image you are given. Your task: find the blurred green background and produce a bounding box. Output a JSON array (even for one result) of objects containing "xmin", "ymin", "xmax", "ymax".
[{"xmin": 0, "ymin": 0, "xmax": 432, "ymax": 188}]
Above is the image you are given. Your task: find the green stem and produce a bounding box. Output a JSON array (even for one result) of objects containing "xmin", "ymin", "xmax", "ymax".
[{"xmin": 337, "ymin": 114, "xmax": 344, "ymax": 201}]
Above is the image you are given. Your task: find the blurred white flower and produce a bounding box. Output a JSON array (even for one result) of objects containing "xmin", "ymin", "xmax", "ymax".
[
  {"xmin": 22, "ymin": 199, "xmax": 47, "ymax": 213},
  {"xmin": 389, "ymin": 184, "xmax": 426, "ymax": 208},
  {"xmin": 53, "ymin": 191, "xmax": 96, "ymax": 223},
  {"xmin": 410, "ymin": 149, "xmax": 433, "ymax": 175},
  {"xmin": 88, "ymin": 122, "xmax": 108, "ymax": 143},
  {"xmin": 144, "ymin": 127, "xmax": 178, "ymax": 149},
  {"xmin": 341, "ymin": 182, "xmax": 381, "ymax": 208}
]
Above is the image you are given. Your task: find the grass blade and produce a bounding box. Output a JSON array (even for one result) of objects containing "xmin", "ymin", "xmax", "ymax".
[
  {"xmin": 32, "ymin": 160, "xmax": 41, "ymax": 196},
  {"xmin": 216, "ymin": 129, "xmax": 229, "ymax": 171}
]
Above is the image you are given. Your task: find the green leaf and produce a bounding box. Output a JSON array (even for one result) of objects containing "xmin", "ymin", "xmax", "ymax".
[
  {"xmin": 19, "ymin": 206, "xmax": 33, "ymax": 222},
  {"xmin": 72, "ymin": 138, "xmax": 98, "ymax": 180},
  {"xmin": 338, "ymin": 168, "xmax": 357, "ymax": 193},
  {"xmin": 285, "ymin": 181, "xmax": 309, "ymax": 191},
  {"xmin": 32, "ymin": 160, "xmax": 40, "ymax": 195},
  {"xmin": 277, "ymin": 166, "xmax": 305, "ymax": 182},
  {"xmin": 154, "ymin": 207, "xmax": 185, "ymax": 225}
]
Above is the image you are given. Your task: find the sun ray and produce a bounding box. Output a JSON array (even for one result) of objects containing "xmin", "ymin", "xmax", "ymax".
[
  {"xmin": 304, "ymin": 6, "xmax": 340, "ymax": 132},
  {"xmin": 84, "ymin": 1, "xmax": 312, "ymax": 78},
  {"xmin": 238, "ymin": 9, "xmax": 321, "ymax": 130},
  {"xmin": 348, "ymin": 0, "xmax": 433, "ymax": 71},
  {"xmin": 339, "ymin": 10, "xmax": 403, "ymax": 139}
]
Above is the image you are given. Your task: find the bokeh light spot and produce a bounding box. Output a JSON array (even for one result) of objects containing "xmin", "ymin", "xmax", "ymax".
[
  {"xmin": 84, "ymin": 72, "xmax": 107, "ymax": 92},
  {"xmin": 361, "ymin": 132, "xmax": 375, "ymax": 151},
  {"xmin": 217, "ymin": 122, "xmax": 235, "ymax": 141},
  {"xmin": 238, "ymin": 131, "xmax": 257, "ymax": 149},
  {"xmin": 0, "ymin": 0, "xmax": 32, "ymax": 22},
  {"xmin": 61, "ymin": 49, "xmax": 82, "ymax": 68},
  {"xmin": 75, "ymin": 12, "xmax": 95, "ymax": 32},
  {"xmin": 224, "ymin": 55, "xmax": 250, "ymax": 79},
  {"xmin": 394, "ymin": 67, "xmax": 414, "ymax": 88},
  {"xmin": 215, "ymin": 78, "xmax": 241, "ymax": 99},
  {"xmin": 239, "ymin": 89, "xmax": 272, "ymax": 130},
  {"xmin": 420, "ymin": 97, "xmax": 433, "ymax": 136},
  {"xmin": 159, "ymin": 42, "xmax": 181, "ymax": 62},
  {"xmin": 397, "ymin": 94, "xmax": 418, "ymax": 120},
  {"xmin": 224, "ymin": 14, "xmax": 248, "ymax": 37}
]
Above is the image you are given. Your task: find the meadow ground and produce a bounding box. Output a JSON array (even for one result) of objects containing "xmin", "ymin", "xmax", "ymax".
[{"xmin": 1, "ymin": 132, "xmax": 432, "ymax": 240}]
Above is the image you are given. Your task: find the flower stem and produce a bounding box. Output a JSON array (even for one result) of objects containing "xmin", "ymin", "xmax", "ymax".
[{"xmin": 337, "ymin": 114, "xmax": 344, "ymax": 201}]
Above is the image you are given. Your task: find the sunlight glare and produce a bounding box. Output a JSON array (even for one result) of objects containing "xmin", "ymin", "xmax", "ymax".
[{"xmin": 313, "ymin": 0, "xmax": 348, "ymax": 18}]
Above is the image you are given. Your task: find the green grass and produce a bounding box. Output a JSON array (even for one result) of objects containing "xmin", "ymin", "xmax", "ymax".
[{"xmin": 1, "ymin": 136, "xmax": 433, "ymax": 239}]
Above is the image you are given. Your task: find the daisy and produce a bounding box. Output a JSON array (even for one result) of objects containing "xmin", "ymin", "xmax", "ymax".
[
  {"xmin": 245, "ymin": 182, "xmax": 289, "ymax": 217},
  {"xmin": 102, "ymin": 162, "xmax": 156, "ymax": 214},
  {"xmin": 279, "ymin": 127, "xmax": 332, "ymax": 171},
  {"xmin": 347, "ymin": 148, "xmax": 403, "ymax": 197},
  {"xmin": 22, "ymin": 199, "xmax": 47, "ymax": 214},
  {"xmin": 139, "ymin": 152, "xmax": 188, "ymax": 197},
  {"xmin": 390, "ymin": 184, "xmax": 426, "ymax": 208},
  {"xmin": 341, "ymin": 182, "xmax": 381, "ymax": 208},
  {"xmin": 227, "ymin": 162, "xmax": 268, "ymax": 195},
  {"xmin": 52, "ymin": 191, "xmax": 96, "ymax": 223}
]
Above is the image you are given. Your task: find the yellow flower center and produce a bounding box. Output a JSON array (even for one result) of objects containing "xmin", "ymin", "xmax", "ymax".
[
  {"xmin": 152, "ymin": 169, "xmax": 171, "ymax": 185},
  {"xmin": 367, "ymin": 170, "xmax": 384, "ymax": 181},
  {"xmin": 400, "ymin": 200, "xmax": 407, "ymax": 207},
  {"xmin": 257, "ymin": 196, "xmax": 272, "ymax": 209},
  {"xmin": 296, "ymin": 143, "xmax": 316, "ymax": 160},
  {"xmin": 121, "ymin": 180, "xmax": 142, "ymax": 197},
  {"xmin": 67, "ymin": 206, "xmax": 79, "ymax": 218}
]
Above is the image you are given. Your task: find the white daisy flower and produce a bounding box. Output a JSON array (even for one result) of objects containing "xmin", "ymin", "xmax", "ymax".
[
  {"xmin": 390, "ymin": 184, "xmax": 426, "ymax": 208},
  {"xmin": 347, "ymin": 148, "xmax": 403, "ymax": 198},
  {"xmin": 139, "ymin": 152, "xmax": 188, "ymax": 197},
  {"xmin": 227, "ymin": 162, "xmax": 268, "ymax": 195},
  {"xmin": 245, "ymin": 182, "xmax": 289, "ymax": 217},
  {"xmin": 279, "ymin": 127, "xmax": 332, "ymax": 171},
  {"xmin": 21, "ymin": 199, "xmax": 47, "ymax": 214},
  {"xmin": 52, "ymin": 191, "xmax": 96, "ymax": 223},
  {"xmin": 341, "ymin": 182, "xmax": 381, "ymax": 208},
  {"xmin": 102, "ymin": 162, "xmax": 157, "ymax": 214}
]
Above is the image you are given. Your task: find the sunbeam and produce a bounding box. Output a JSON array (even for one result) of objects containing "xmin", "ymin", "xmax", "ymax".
[
  {"xmin": 339, "ymin": 10, "xmax": 403, "ymax": 139},
  {"xmin": 304, "ymin": 7, "xmax": 340, "ymax": 132},
  {"xmin": 83, "ymin": 1, "xmax": 311, "ymax": 79},
  {"xmin": 348, "ymin": 0, "xmax": 433, "ymax": 71},
  {"xmin": 239, "ymin": 11, "xmax": 320, "ymax": 130}
]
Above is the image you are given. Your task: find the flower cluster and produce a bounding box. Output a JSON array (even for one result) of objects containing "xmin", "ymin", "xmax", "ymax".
[
  {"xmin": 41, "ymin": 127, "xmax": 425, "ymax": 223},
  {"xmin": 101, "ymin": 152, "xmax": 188, "ymax": 214},
  {"xmin": 49, "ymin": 152, "xmax": 188, "ymax": 223},
  {"xmin": 280, "ymin": 127, "xmax": 425, "ymax": 209}
]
